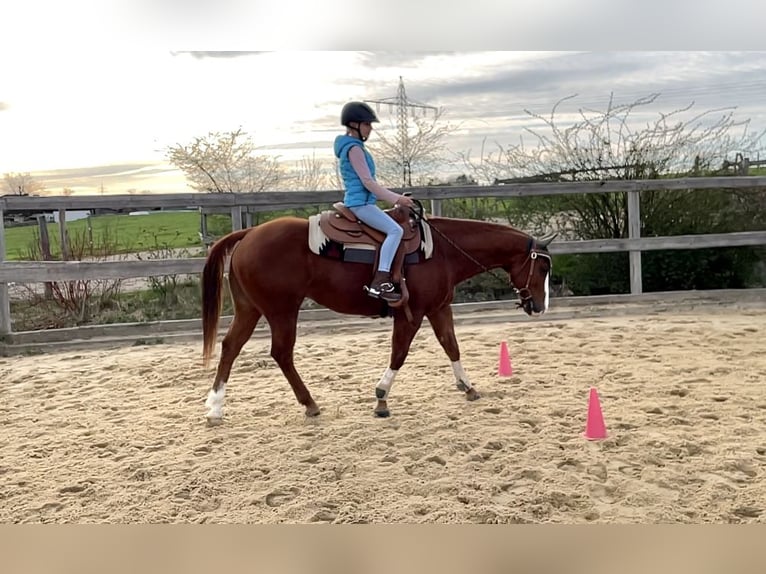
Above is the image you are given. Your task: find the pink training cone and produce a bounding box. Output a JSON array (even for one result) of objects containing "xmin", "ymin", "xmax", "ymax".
[
  {"xmin": 498, "ymin": 340, "xmax": 513, "ymax": 377},
  {"xmin": 584, "ymin": 387, "xmax": 607, "ymax": 440}
]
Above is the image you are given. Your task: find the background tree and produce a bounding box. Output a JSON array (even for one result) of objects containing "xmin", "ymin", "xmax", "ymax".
[
  {"xmin": 368, "ymin": 107, "xmax": 458, "ymax": 188},
  {"xmin": 459, "ymin": 93, "xmax": 766, "ymax": 295},
  {"xmin": 289, "ymin": 150, "xmax": 338, "ymax": 192},
  {"xmin": 236, "ymin": 150, "xmax": 343, "ymax": 228},
  {"xmin": 3, "ymin": 172, "xmax": 46, "ymax": 195},
  {"xmin": 166, "ymin": 128, "xmax": 284, "ymax": 193}
]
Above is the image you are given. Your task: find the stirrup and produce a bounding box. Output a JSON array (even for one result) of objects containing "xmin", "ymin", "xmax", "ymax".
[{"xmin": 364, "ymin": 281, "xmax": 401, "ymax": 302}]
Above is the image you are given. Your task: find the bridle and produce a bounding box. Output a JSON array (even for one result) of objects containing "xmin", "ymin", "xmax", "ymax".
[
  {"xmin": 515, "ymin": 248, "xmax": 552, "ymax": 310},
  {"xmin": 412, "ymin": 202, "xmax": 551, "ymax": 309}
]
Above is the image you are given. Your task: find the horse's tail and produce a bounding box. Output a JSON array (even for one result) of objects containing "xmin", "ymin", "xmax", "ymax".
[{"xmin": 202, "ymin": 229, "xmax": 251, "ymax": 368}]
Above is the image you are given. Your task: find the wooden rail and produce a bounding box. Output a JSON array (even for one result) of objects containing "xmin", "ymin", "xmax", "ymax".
[{"xmin": 1, "ymin": 231, "xmax": 765, "ymax": 284}]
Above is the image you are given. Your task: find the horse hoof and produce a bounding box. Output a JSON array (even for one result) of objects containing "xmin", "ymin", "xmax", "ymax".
[
  {"xmin": 466, "ymin": 389, "xmax": 481, "ymax": 402},
  {"xmin": 374, "ymin": 408, "xmax": 390, "ymax": 418},
  {"xmin": 206, "ymin": 416, "xmax": 224, "ymax": 427},
  {"xmin": 305, "ymin": 405, "xmax": 321, "ymax": 417}
]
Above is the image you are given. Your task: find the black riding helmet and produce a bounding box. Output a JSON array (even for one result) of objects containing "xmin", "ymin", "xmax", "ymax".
[{"xmin": 341, "ymin": 101, "xmax": 379, "ymax": 128}]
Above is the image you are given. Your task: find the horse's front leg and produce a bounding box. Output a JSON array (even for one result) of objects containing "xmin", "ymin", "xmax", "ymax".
[
  {"xmin": 374, "ymin": 312, "xmax": 424, "ymax": 418},
  {"xmin": 426, "ymin": 305, "xmax": 480, "ymax": 402}
]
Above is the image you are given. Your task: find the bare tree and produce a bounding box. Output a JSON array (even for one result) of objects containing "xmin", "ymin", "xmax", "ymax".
[
  {"xmin": 368, "ymin": 107, "xmax": 458, "ymax": 188},
  {"xmin": 17, "ymin": 224, "xmax": 125, "ymax": 328},
  {"xmin": 3, "ymin": 172, "xmax": 46, "ymax": 195},
  {"xmin": 166, "ymin": 128, "xmax": 284, "ymax": 193},
  {"xmin": 462, "ymin": 93, "xmax": 766, "ymax": 185},
  {"xmin": 460, "ymin": 93, "xmax": 766, "ymax": 239},
  {"xmin": 289, "ymin": 150, "xmax": 338, "ymax": 191}
]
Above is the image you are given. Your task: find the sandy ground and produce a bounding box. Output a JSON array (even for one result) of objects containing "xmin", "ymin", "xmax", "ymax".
[{"xmin": 1, "ymin": 299, "xmax": 765, "ymax": 524}]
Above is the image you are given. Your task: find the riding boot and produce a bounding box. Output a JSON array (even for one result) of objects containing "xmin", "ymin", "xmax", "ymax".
[{"xmin": 366, "ymin": 270, "xmax": 401, "ymax": 302}]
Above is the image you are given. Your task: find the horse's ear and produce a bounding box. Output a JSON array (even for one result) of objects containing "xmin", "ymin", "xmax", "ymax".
[{"xmin": 538, "ymin": 233, "xmax": 558, "ymax": 248}]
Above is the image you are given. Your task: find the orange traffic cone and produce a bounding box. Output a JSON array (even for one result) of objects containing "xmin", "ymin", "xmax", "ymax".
[
  {"xmin": 583, "ymin": 387, "xmax": 607, "ymax": 440},
  {"xmin": 498, "ymin": 340, "xmax": 513, "ymax": 377}
]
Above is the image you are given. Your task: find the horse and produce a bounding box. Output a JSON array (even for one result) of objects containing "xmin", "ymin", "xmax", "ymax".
[{"xmin": 201, "ymin": 206, "xmax": 553, "ymax": 424}]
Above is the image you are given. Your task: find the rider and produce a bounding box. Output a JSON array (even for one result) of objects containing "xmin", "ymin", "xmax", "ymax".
[{"xmin": 334, "ymin": 101, "xmax": 415, "ymax": 303}]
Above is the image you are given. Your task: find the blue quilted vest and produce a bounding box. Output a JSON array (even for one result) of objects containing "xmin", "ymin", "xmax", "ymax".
[{"xmin": 334, "ymin": 135, "xmax": 377, "ymax": 207}]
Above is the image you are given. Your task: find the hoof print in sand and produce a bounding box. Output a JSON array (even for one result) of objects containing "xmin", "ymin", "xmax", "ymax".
[{"xmin": 265, "ymin": 487, "xmax": 300, "ymax": 507}]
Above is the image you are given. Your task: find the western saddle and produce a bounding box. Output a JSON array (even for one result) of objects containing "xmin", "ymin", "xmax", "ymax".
[{"xmin": 317, "ymin": 202, "xmax": 423, "ymax": 309}]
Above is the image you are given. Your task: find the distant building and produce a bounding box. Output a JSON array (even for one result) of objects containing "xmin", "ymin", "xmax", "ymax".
[
  {"xmin": 52, "ymin": 210, "xmax": 91, "ymax": 223},
  {"xmin": 427, "ymin": 174, "xmax": 478, "ymax": 186}
]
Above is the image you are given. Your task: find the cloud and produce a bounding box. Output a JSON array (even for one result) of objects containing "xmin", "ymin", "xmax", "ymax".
[
  {"xmin": 377, "ymin": 52, "xmax": 766, "ymax": 126},
  {"xmin": 418, "ymin": 56, "xmax": 620, "ymax": 102},
  {"xmin": 4, "ymin": 50, "xmax": 765, "ymax": 193},
  {"xmin": 172, "ymin": 51, "xmax": 270, "ymax": 59},
  {"xmin": 35, "ymin": 162, "xmax": 175, "ymax": 192},
  {"xmin": 2, "ymin": 1, "xmax": 756, "ymax": 54},
  {"xmin": 356, "ymin": 52, "xmax": 459, "ymax": 69}
]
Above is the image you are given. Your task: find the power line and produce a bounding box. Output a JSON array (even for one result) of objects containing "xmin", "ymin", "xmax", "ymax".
[{"xmin": 365, "ymin": 76, "xmax": 438, "ymax": 187}]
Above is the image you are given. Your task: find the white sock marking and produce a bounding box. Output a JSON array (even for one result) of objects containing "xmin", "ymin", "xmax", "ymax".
[
  {"xmin": 376, "ymin": 368, "xmax": 398, "ymax": 401},
  {"xmin": 205, "ymin": 385, "xmax": 226, "ymax": 419},
  {"xmin": 452, "ymin": 361, "xmax": 472, "ymax": 389}
]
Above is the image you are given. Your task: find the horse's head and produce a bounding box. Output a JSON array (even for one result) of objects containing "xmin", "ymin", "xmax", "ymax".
[{"xmin": 508, "ymin": 233, "xmax": 554, "ymax": 316}]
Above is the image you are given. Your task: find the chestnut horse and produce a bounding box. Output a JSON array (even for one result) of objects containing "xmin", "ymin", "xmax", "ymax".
[{"xmin": 201, "ymin": 211, "xmax": 553, "ymax": 424}]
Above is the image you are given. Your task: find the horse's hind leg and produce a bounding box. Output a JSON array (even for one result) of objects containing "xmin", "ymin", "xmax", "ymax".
[
  {"xmin": 205, "ymin": 308, "xmax": 262, "ymax": 425},
  {"xmin": 267, "ymin": 309, "xmax": 320, "ymax": 417},
  {"xmin": 426, "ymin": 304, "xmax": 480, "ymax": 402}
]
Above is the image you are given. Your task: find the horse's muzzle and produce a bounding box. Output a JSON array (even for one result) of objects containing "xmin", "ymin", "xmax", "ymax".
[{"xmin": 518, "ymin": 297, "xmax": 544, "ymax": 317}]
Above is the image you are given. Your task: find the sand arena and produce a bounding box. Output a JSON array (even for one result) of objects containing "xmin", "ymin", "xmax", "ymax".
[{"xmin": 1, "ymin": 293, "xmax": 765, "ymax": 523}]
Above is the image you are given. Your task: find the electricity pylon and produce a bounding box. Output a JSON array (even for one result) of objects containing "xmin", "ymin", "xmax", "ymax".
[{"xmin": 365, "ymin": 76, "xmax": 437, "ymax": 187}]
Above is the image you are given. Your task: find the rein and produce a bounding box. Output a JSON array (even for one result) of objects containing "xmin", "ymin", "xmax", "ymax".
[{"xmin": 410, "ymin": 203, "xmax": 550, "ymax": 307}]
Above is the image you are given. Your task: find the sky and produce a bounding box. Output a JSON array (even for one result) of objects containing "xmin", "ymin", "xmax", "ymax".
[{"xmin": 2, "ymin": 4, "xmax": 765, "ymax": 195}]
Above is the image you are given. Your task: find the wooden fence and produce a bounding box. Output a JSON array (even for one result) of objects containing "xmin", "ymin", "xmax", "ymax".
[{"xmin": 1, "ymin": 176, "xmax": 765, "ymax": 344}]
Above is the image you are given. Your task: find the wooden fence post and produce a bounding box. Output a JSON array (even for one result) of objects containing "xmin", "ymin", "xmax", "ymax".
[
  {"xmin": 627, "ymin": 191, "xmax": 643, "ymax": 295},
  {"xmin": 86, "ymin": 214, "xmax": 94, "ymax": 252},
  {"xmin": 430, "ymin": 199, "xmax": 442, "ymax": 217},
  {"xmin": 199, "ymin": 209, "xmax": 208, "ymax": 242},
  {"xmin": 37, "ymin": 215, "xmax": 54, "ymax": 299},
  {"xmin": 230, "ymin": 206, "xmax": 243, "ymax": 231},
  {"xmin": 0, "ymin": 209, "xmax": 10, "ymax": 336},
  {"xmin": 58, "ymin": 208, "xmax": 69, "ymax": 260}
]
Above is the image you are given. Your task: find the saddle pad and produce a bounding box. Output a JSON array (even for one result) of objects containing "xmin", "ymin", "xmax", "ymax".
[{"xmin": 308, "ymin": 214, "xmax": 433, "ymax": 259}]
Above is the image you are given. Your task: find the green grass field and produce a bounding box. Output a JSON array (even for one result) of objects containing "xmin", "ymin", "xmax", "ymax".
[
  {"xmin": 2, "ymin": 206, "xmax": 329, "ymax": 261},
  {"xmin": 3, "ymin": 211, "xmax": 213, "ymax": 261}
]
